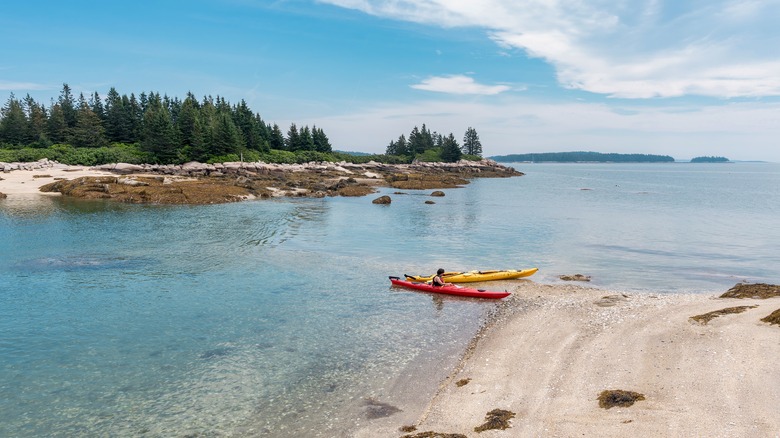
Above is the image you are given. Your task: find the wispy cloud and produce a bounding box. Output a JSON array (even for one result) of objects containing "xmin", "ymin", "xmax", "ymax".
[
  {"xmin": 312, "ymin": 97, "xmax": 780, "ymax": 160},
  {"xmin": 411, "ymin": 75, "xmax": 510, "ymax": 95},
  {"xmin": 322, "ymin": 0, "xmax": 780, "ymax": 98},
  {"xmin": 0, "ymin": 81, "xmax": 49, "ymax": 91}
]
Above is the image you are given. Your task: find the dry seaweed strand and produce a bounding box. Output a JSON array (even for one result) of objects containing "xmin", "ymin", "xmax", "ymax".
[
  {"xmin": 400, "ymin": 432, "xmax": 467, "ymax": 438},
  {"xmin": 474, "ymin": 409, "xmax": 516, "ymax": 432},
  {"xmin": 690, "ymin": 305, "xmax": 758, "ymax": 324},
  {"xmin": 761, "ymin": 308, "xmax": 780, "ymax": 326},
  {"xmin": 598, "ymin": 390, "xmax": 645, "ymax": 409},
  {"xmin": 719, "ymin": 283, "xmax": 780, "ymax": 299}
]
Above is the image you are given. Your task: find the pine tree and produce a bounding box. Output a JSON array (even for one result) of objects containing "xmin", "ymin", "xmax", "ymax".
[
  {"xmin": 285, "ymin": 123, "xmax": 300, "ymax": 151},
  {"xmin": 141, "ymin": 95, "xmax": 178, "ymax": 163},
  {"xmin": 299, "ymin": 125, "xmax": 315, "ymax": 151},
  {"xmin": 209, "ymin": 112, "xmax": 241, "ymax": 157},
  {"xmin": 127, "ymin": 94, "xmax": 142, "ymax": 143},
  {"xmin": 440, "ymin": 133, "xmax": 462, "ymax": 162},
  {"xmin": 90, "ymin": 91, "xmax": 105, "ymax": 122},
  {"xmin": 0, "ymin": 93, "xmax": 27, "ymax": 145},
  {"xmin": 177, "ymin": 95, "xmax": 202, "ymax": 149},
  {"xmin": 71, "ymin": 100, "xmax": 107, "ymax": 148},
  {"xmin": 24, "ymin": 94, "xmax": 49, "ymax": 147},
  {"xmin": 58, "ymin": 84, "xmax": 77, "ymax": 129},
  {"xmin": 47, "ymin": 102, "xmax": 68, "ymax": 144},
  {"xmin": 269, "ymin": 124, "xmax": 285, "ymax": 150},
  {"xmin": 104, "ymin": 87, "xmax": 128, "ymax": 143},
  {"xmin": 462, "ymin": 127, "xmax": 482, "ymax": 156},
  {"xmin": 408, "ymin": 126, "xmax": 423, "ymax": 156},
  {"xmin": 312, "ymin": 126, "xmax": 331, "ymax": 152}
]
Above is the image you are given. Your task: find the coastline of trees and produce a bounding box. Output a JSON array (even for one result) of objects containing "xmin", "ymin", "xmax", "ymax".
[
  {"xmin": 1, "ymin": 85, "xmax": 485, "ymax": 166},
  {"xmin": 385, "ymin": 125, "xmax": 483, "ymax": 162},
  {"xmin": 0, "ymin": 84, "xmax": 359, "ymax": 165},
  {"xmin": 491, "ymin": 151, "xmax": 675, "ymax": 163}
]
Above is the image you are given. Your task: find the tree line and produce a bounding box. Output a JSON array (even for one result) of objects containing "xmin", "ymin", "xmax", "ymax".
[
  {"xmin": 385, "ymin": 125, "xmax": 483, "ymax": 162},
  {"xmin": 0, "ymin": 84, "xmax": 332, "ymax": 164}
]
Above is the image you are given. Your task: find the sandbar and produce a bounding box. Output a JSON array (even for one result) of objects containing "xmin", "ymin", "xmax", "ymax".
[{"xmin": 358, "ymin": 282, "xmax": 780, "ymax": 437}]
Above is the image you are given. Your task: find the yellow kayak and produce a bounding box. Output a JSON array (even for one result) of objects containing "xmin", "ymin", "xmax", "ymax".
[{"xmin": 404, "ymin": 268, "xmax": 538, "ymax": 283}]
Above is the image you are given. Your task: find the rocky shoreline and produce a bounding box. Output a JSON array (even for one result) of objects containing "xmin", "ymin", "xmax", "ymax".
[{"xmin": 0, "ymin": 158, "xmax": 523, "ymax": 205}]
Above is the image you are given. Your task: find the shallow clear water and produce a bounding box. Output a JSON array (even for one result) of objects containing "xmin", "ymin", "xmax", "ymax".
[{"xmin": 1, "ymin": 162, "xmax": 778, "ymax": 436}]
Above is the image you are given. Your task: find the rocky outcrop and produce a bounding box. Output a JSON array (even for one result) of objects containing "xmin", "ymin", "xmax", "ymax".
[{"xmin": 23, "ymin": 158, "xmax": 523, "ymax": 205}]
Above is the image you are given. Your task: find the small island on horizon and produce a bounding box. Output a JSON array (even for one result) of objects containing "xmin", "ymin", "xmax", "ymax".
[
  {"xmin": 690, "ymin": 156, "xmax": 730, "ymax": 163},
  {"xmin": 490, "ymin": 151, "xmax": 675, "ymax": 163},
  {"xmin": 491, "ymin": 151, "xmax": 733, "ymax": 163}
]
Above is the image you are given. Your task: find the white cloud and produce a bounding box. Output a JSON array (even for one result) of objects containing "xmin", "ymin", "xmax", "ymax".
[
  {"xmin": 321, "ymin": 0, "xmax": 780, "ymax": 98},
  {"xmin": 0, "ymin": 81, "xmax": 48, "ymax": 91},
  {"xmin": 310, "ymin": 97, "xmax": 780, "ymax": 161},
  {"xmin": 411, "ymin": 75, "xmax": 511, "ymax": 95}
]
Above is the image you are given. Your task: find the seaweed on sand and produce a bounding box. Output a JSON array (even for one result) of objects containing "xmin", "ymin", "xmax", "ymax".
[
  {"xmin": 455, "ymin": 378, "xmax": 471, "ymax": 387},
  {"xmin": 761, "ymin": 308, "xmax": 780, "ymax": 326},
  {"xmin": 400, "ymin": 432, "xmax": 466, "ymax": 438},
  {"xmin": 720, "ymin": 283, "xmax": 780, "ymax": 299},
  {"xmin": 690, "ymin": 305, "xmax": 758, "ymax": 325},
  {"xmin": 598, "ymin": 390, "xmax": 645, "ymax": 409},
  {"xmin": 473, "ymin": 409, "xmax": 515, "ymax": 432}
]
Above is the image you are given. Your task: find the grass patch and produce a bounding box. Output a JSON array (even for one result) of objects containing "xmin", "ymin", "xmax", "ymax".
[{"xmin": 690, "ymin": 305, "xmax": 758, "ymax": 325}]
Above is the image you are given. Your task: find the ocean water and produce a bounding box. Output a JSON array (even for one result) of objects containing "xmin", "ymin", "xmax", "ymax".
[{"xmin": 1, "ymin": 162, "xmax": 778, "ymax": 436}]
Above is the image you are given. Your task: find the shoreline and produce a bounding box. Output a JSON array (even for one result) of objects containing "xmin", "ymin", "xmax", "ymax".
[
  {"xmin": 356, "ymin": 282, "xmax": 780, "ymax": 437},
  {"xmin": 0, "ymin": 159, "xmax": 523, "ymax": 203}
]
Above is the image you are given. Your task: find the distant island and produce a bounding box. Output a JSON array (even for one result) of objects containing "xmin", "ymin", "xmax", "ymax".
[
  {"xmin": 490, "ymin": 151, "xmax": 675, "ymax": 163},
  {"xmin": 690, "ymin": 156, "xmax": 730, "ymax": 163}
]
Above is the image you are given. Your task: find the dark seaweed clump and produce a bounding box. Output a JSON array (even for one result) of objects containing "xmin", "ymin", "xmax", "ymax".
[
  {"xmin": 720, "ymin": 283, "xmax": 780, "ymax": 299},
  {"xmin": 400, "ymin": 432, "xmax": 466, "ymax": 438},
  {"xmin": 473, "ymin": 409, "xmax": 515, "ymax": 432},
  {"xmin": 761, "ymin": 308, "xmax": 780, "ymax": 326},
  {"xmin": 455, "ymin": 378, "xmax": 471, "ymax": 387},
  {"xmin": 690, "ymin": 305, "xmax": 758, "ymax": 325},
  {"xmin": 598, "ymin": 390, "xmax": 645, "ymax": 409}
]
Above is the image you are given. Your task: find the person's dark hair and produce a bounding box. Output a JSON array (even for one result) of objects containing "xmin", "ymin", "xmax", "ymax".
[{"xmin": 437, "ymin": 268, "xmax": 445, "ymax": 275}]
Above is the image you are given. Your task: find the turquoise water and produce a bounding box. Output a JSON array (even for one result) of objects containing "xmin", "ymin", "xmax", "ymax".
[{"xmin": 1, "ymin": 162, "xmax": 779, "ymax": 436}]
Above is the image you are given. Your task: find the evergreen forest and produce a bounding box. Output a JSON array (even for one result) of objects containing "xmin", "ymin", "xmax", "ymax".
[{"xmin": 1, "ymin": 84, "xmax": 487, "ymax": 166}]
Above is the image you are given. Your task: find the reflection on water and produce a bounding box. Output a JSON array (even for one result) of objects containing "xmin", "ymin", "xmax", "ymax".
[{"xmin": 0, "ymin": 194, "xmax": 61, "ymax": 219}]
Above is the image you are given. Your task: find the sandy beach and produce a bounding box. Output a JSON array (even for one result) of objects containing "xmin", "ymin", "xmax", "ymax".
[
  {"xmin": 0, "ymin": 165, "xmax": 115, "ymax": 196},
  {"xmin": 358, "ymin": 282, "xmax": 780, "ymax": 437}
]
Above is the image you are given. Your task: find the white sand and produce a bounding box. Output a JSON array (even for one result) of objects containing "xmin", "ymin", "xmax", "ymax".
[
  {"xmin": 358, "ymin": 282, "xmax": 780, "ymax": 437},
  {"xmin": 0, "ymin": 166, "xmax": 114, "ymax": 196}
]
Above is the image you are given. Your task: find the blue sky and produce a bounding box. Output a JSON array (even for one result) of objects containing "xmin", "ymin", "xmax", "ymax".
[{"xmin": 2, "ymin": 0, "xmax": 779, "ymax": 161}]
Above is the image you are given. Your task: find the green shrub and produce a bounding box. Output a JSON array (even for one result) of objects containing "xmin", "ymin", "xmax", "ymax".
[{"xmin": 206, "ymin": 154, "xmax": 241, "ymax": 164}]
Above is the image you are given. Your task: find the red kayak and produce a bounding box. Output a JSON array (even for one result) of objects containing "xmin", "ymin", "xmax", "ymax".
[{"xmin": 389, "ymin": 276, "xmax": 510, "ymax": 299}]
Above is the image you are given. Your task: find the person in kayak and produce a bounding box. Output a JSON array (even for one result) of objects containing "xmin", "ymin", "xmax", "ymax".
[{"xmin": 432, "ymin": 268, "xmax": 454, "ymax": 287}]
